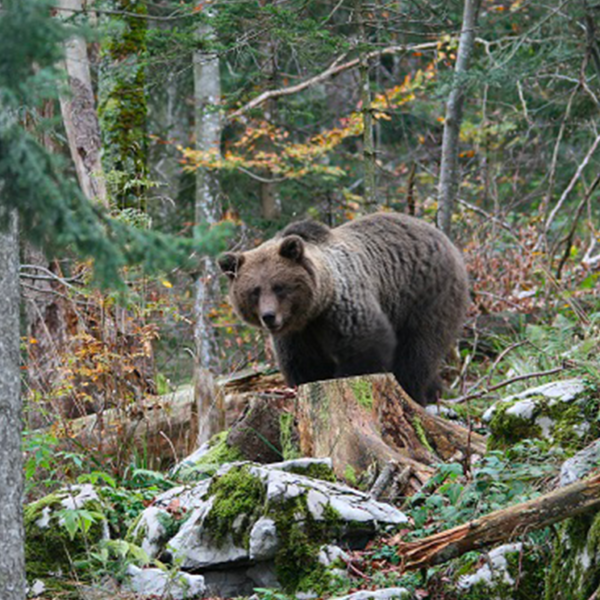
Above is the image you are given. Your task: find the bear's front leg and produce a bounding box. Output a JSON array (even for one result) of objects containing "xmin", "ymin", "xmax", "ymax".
[
  {"xmin": 326, "ymin": 309, "xmax": 397, "ymax": 379},
  {"xmin": 272, "ymin": 329, "xmax": 336, "ymax": 387}
]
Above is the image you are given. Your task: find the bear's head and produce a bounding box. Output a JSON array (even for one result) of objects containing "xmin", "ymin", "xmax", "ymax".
[{"xmin": 218, "ymin": 235, "xmax": 317, "ymax": 335}]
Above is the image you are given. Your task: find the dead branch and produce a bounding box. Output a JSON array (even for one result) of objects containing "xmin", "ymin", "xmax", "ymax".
[
  {"xmin": 395, "ymin": 470, "xmax": 600, "ymax": 570},
  {"xmin": 228, "ymin": 42, "xmax": 438, "ymax": 120},
  {"xmin": 450, "ymin": 364, "xmax": 571, "ymax": 404}
]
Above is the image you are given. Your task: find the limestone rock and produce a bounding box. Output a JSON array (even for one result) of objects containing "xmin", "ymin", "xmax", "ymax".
[
  {"xmin": 559, "ymin": 439, "xmax": 600, "ymax": 487},
  {"xmin": 482, "ymin": 379, "xmax": 595, "ymax": 449},
  {"xmin": 123, "ymin": 565, "xmax": 206, "ymax": 599},
  {"xmin": 25, "ymin": 484, "xmax": 109, "ymax": 583},
  {"xmin": 131, "ymin": 458, "xmax": 408, "ymax": 594}
]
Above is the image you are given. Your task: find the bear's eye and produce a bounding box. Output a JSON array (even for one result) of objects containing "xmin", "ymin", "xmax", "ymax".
[
  {"xmin": 250, "ymin": 286, "xmax": 261, "ymax": 300},
  {"xmin": 272, "ymin": 284, "xmax": 287, "ymax": 296}
]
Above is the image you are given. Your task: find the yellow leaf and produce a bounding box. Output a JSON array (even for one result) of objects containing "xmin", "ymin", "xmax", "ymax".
[
  {"xmin": 29, "ymin": 338, "xmax": 38, "ymax": 344},
  {"xmin": 162, "ymin": 281, "xmax": 173, "ymax": 289}
]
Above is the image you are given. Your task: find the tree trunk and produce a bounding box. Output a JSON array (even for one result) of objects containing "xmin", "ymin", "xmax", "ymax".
[
  {"xmin": 296, "ymin": 374, "xmax": 486, "ymax": 492},
  {"xmin": 48, "ymin": 387, "xmax": 199, "ymax": 471},
  {"xmin": 193, "ymin": 19, "xmax": 223, "ymax": 444},
  {"xmin": 436, "ymin": 0, "xmax": 481, "ymax": 237},
  {"xmin": 356, "ymin": 0, "xmax": 376, "ymax": 206},
  {"xmin": 57, "ymin": 0, "xmax": 107, "ymax": 205},
  {"xmin": 395, "ymin": 470, "xmax": 600, "ymax": 570},
  {"xmin": 0, "ymin": 210, "xmax": 25, "ymax": 600}
]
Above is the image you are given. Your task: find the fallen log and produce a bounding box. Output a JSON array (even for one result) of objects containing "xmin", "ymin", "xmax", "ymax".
[
  {"xmin": 296, "ymin": 374, "xmax": 486, "ymax": 491},
  {"xmin": 395, "ymin": 470, "xmax": 600, "ymax": 570}
]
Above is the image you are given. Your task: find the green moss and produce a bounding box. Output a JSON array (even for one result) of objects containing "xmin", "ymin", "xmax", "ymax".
[
  {"xmin": 344, "ymin": 464, "xmax": 358, "ymax": 486},
  {"xmin": 412, "ymin": 415, "xmax": 434, "ymax": 454},
  {"xmin": 279, "ymin": 412, "xmax": 301, "ymax": 460},
  {"xmin": 25, "ymin": 490, "xmax": 107, "ymax": 585},
  {"xmin": 545, "ymin": 512, "xmax": 600, "ymax": 600},
  {"xmin": 288, "ymin": 462, "xmax": 337, "ymax": 483},
  {"xmin": 351, "ymin": 379, "xmax": 374, "ymax": 409},
  {"xmin": 488, "ymin": 401, "xmax": 543, "ymax": 450},
  {"xmin": 270, "ymin": 493, "xmax": 343, "ymax": 594},
  {"xmin": 457, "ymin": 544, "xmax": 546, "ymax": 600},
  {"xmin": 176, "ymin": 431, "xmax": 244, "ymax": 479},
  {"xmin": 203, "ymin": 465, "xmax": 265, "ymax": 547}
]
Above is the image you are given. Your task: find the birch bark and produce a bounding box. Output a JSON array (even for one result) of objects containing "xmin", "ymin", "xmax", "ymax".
[
  {"xmin": 193, "ymin": 20, "xmax": 223, "ymax": 444},
  {"xmin": 0, "ymin": 210, "xmax": 25, "ymax": 600},
  {"xmin": 437, "ymin": 0, "xmax": 481, "ymax": 237}
]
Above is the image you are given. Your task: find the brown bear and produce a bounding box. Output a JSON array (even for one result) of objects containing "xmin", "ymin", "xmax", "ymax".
[{"xmin": 218, "ymin": 212, "xmax": 469, "ymax": 404}]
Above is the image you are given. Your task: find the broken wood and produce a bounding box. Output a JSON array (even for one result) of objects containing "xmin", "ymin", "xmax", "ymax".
[
  {"xmin": 395, "ymin": 470, "xmax": 600, "ymax": 570},
  {"xmin": 296, "ymin": 374, "xmax": 486, "ymax": 491},
  {"xmin": 47, "ymin": 387, "xmax": 198, "ymax": 470}
]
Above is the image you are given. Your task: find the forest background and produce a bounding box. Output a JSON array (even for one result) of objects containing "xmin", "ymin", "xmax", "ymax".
[{"xmin": 1, "ymin": 0, "xmax": 600, "ymax": 597}]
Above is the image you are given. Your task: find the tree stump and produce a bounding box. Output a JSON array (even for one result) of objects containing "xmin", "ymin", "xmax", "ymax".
[{"xmin": 296, "ymin": 374, "xmax": 486, "ymax": 491}]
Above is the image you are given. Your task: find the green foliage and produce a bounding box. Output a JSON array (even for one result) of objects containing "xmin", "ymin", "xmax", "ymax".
[
  {"xmin": 406, "ymin": 441, "xmax": 562, "ymax": 538},
  {"xmin": 0, "ymin": 0, "xmax": 232, "ymax": 288}
]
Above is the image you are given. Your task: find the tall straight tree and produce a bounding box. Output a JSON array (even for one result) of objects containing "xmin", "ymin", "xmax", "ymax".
[
  {"xmin": 437, "ymin": 0, "xmax": 481, "ymax": 237},
  {"xmin": 193, "ymin": 16, "xmax": 223, "ymax": 443},
  {"xmin": 57, "ymin": 0, "xmax": 107, "ymax": 205},
  {"xmin": 0, "ymin": 211, "xmax": 24, "ymax": 600}
]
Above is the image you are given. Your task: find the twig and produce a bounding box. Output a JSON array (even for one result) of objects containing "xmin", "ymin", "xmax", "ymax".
[
  {"xmin": 555, "ymin": 172, "xmax": 600, "ymax": 279},
  {"xmin": 228, "ymin": 42, "xmax": 438, "ymax": 120},
  {"xmin": 545, "ymin": 133, "xmax": 600, "ymax": 234},
  {"xmin": 449, "ymin": 364, "xmax": 571, "ymax": 404}
]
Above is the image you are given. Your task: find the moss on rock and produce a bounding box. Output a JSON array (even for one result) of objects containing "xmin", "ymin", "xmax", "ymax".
[
  {"xmin": 25, "ymin": 486, "xmax": 108, "ymax": 585},
  {"xmin": 545, "ymin": 511, "xmax": 600, "ymax": 600},
  {"xmin": 203, "ymin": 464, "xmax": 266, "ymax": 547}
]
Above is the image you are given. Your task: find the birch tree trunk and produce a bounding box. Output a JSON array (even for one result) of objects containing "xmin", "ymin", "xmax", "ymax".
[
  {"xmin": 193, "ymin": 20, "xmax": 224, "ymax": 444},
  {"xmin": 57, "ymin": 0, "xmax": 107, "ymax": 205},
  {"xmin": 436, "ymin": 0, "xmax": 481, "ymax": 237},
  {"xmin": 0, "ymin": 210, "xmax": 25, "ymax": 600}
]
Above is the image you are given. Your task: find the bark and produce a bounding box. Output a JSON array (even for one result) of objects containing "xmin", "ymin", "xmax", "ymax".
[
  {"xmin": 356, "ymin": 0, "xmax": 376, "ymax": 206},
  {"xmin": 193, "ymin": 19, "xmax": 223, "ymax": 444},
  {"xmin": 395, "ymin": 470, "xmax": 600, "ymax": 570},
  {"xmin": 0, "ymin": 211, "xmax": 25, "ymax": 600},
  {"xmin": 57, "ymin": 0, "xmax": 107, "ymax": 205},
  {"xmin": 296, "ymin": 374, "xmax": 486, "ymax": 491},
  {"xmin": 437, "ymin": 0, "xmax": 482, "ymax": 238},
  {"xmin": 258, "ymin": 11, "xmax": 282, "ymax": 221},
  {"xmin": 48, "ymin": 387, "xmax": 199, "ymax": 470}
]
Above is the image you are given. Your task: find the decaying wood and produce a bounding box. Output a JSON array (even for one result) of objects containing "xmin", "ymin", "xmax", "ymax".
[
  {"xmin": 48, "ymin": 387, "xmax": 198, "ymax": 470},
  {"xmin": 296, "ymin": 374, "xmax": 486, "ymax": 491},
  {"xmin": 395, "ymin": 470, "xmax": 600, "ymax": 570}
]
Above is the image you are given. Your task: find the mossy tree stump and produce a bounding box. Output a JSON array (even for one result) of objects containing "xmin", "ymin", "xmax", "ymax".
[{"xmin": 296, "ymin": 374, "xmax": 486, "ymax": 491}]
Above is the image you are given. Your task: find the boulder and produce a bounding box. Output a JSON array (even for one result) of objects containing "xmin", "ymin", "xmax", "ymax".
[
  {"xmin": 25, "ymin": 484, "xmax": 109, "ymax": 584},
  {"xmin": 482, "ymin": 379, "xmax": 597, "ymax": 449},
  {"xmin": 123, "ymin": 565, "xmax": 206, "ymax": 599},
  {"xmin": 130, "ymin": 458, "xmax": 408, "ymax": 595}
]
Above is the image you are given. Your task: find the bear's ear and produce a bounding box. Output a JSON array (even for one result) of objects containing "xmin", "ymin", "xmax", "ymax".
[
  {"xmin": 218, "ymin": 252, "xmax": 244, "ymax": 280},
  {"xmin": 279, "ymin": 235, "xmax": 304, "ymax": 262}
]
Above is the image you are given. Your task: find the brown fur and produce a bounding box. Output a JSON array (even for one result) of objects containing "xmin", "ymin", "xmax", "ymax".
[{"xmin": 218, "ymin": 212, "xmax": 469, "ymax": 404}]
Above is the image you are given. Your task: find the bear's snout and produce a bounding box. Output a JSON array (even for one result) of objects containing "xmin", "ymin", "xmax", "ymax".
[{"xmin": 260, "ymin": 311, "xmax": 279, "ymax": 330}]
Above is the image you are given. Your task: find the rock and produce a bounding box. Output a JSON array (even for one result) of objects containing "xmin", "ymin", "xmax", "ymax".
[
  {"xmin": 458, "ymin": 543, "xmax": 522, "ymax": 590},
  {"xmin": 482, "ymin": 379, "xmax": 596, "ymax": 449},
  {"xmin": 559, "ymin": 439, "xmax": 600, "ymax": 487},
  {"xmin": 545, "ymin": 510, "xmax": 600, "ymax": 600},
  {"xmin": 249, "ymin": 517, "xmax": 279, "ymax": 560},
  {"xmin": 455, "ymin": 542, "xmax": 545, "ymax": 599},
  {"xmin": 332, "ymin": 588, "xmax": 412, "ymax": 599},
  {"xmin": 318, "ymin": 544, "xmax": 349, "ymax": 567},
  {"xmin": 25, "ymin": 484, "xmax": 109, "ymax": 583},
  {"xmin": 123, "ymin": 565, "xmax": 206, "ymax": 599},
  {"xmin": 131, "ymin": 458, "xmax": 408, "ymax": 594}
]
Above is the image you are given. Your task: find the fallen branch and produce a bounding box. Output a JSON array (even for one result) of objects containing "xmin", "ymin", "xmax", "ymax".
[
  {"xmin": 395, "ymin": 470, "xmax": 600, "ymax": 570},
  {"xmin": 228, "ymin": 42, "xmax": 438, "ymax": 120},
  {"xmin": 450, "ymin": 364, "xmax": 570, "ymax": 404}
]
